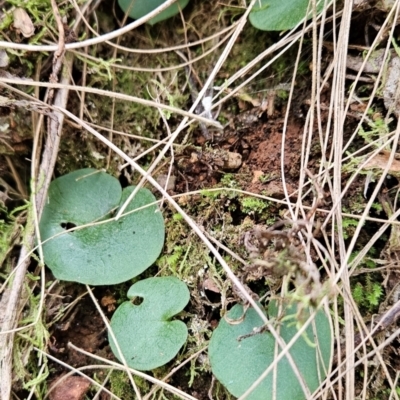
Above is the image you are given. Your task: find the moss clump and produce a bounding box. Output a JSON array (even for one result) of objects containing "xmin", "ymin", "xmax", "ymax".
[{"xmin": 109, "ymin": 371, "xmax": 149, "ymax": 399}]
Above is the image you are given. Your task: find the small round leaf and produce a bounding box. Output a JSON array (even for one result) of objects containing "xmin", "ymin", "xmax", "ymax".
[
  {"xmin": 39, "ymin": 169, "xmax": 165, "ymax": 285},
  {"xmin": 118, "ymin": 0, "xmax": 190, "ymax": 26},
  {"xmin": 109, "ymin": 277, "xmax": 190, "ymax": 370},
  {"xmin": 209, "ymin": 300, "xmax": 332, "ymax": 400},
  {"xmin": 249, "ymin": 0, "xmax": 325, "ymax": 31}
]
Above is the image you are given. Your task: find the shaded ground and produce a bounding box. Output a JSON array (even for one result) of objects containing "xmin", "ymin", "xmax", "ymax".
[
  {"xmin": 2, "ymin": 1, "xmax": 400, "ymax": 399},
  {"xmin": 39, "ymin": 88, "xmax": 326, "ymax": 400},
  {"xmin": 39, "ymin": 100, "xmax": 308, "ymax": 399}
]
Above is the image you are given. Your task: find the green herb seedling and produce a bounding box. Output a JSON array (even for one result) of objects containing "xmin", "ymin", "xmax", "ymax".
[
  {"xmin": 118, "ymin": 0, "xmax": 190, "ymax": 25},
  {"xmin": 109, "ymin": 277, "xmax": 190, "ymax": 370},
  {"xmin": 209, "ymin": 300, "xmax": 332, "ymax": 400},
  {"xmin": 249, "ymin": 0, "xmax": 326, "ymax": 31},
  {"xmin": 39, "ymin": 168, "xmax": 165, "ymax": 285}
]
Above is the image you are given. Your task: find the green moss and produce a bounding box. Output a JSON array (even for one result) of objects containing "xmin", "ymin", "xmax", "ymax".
[
  {"xmin": 83, "ymin": 55, "xmax": 189, "ymax": 139},
  {"xmin": 240, "ymin": 196, "xmax": 268, "ymax": 215},
  {"xmin": 109, "ymin": 370, "xmax": 150, "ymax": 400},
  {"xmin": 12, "ymin": 290, "xmax": 50, "ymax": 398},
  {"xmin": 352, "ymin": 277, "xmax": 383, "ymax": 311},
  {"xmin": 220, "ymin": 173, "xmax": 240, "ymax": 188},
  {"xmin": 0, "ymin": 206, "xmax": 23, "ymax": 273},
  {"xmin": 56, "ymin": 130, "xmax": 107, "ymax": 176},
  {"xmin": 341, "ymin": 217, "xmax": 359, "ymax": 240},
  {"xmin": 358, "ymin": 111, "xmax": 390, "ymax": 144}
]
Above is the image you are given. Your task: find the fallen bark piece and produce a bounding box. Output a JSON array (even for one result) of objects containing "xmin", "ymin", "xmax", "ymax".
[{"xmin": 49, "ymin": 375, "xmax": 91, "ymax": 400}]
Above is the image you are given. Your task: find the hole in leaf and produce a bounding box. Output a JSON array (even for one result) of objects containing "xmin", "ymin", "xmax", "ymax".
[
  {"xmin": 118, "ymin": 173, "xmax": 129, "ymax": 188},
  {"xmin": 60, "ymin": 222, "xmax": 77, "ymax": 231},
  {"xmin": 109, "ymin": 277, "xmax": 189, "ymax": 370},
  {"xmin": 39, "ymin": 168, "xmax": 165, "ymax": 285},
  {"xmin": 131, "ymin": 296, "xmax": 144, "ymax": 306}
]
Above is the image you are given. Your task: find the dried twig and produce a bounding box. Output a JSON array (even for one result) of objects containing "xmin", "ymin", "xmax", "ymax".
[
  {"xmin": 0, "ymin": 12, "xmax": 70, "ymax": 399},
  {"xmin": 333, "ymin": 298, "xmax": 400, "ymax": 365}
]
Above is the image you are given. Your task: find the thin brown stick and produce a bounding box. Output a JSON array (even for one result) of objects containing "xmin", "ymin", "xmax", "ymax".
[
  {"xmin": 0, "ymin": 12, "xmax": 70, "ymax": 397},
  {"xmin": 47, "ymin": 0, "xmax": 65, "ymax": 105}
]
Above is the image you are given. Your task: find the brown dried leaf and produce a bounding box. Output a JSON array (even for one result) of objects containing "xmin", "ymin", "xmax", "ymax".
[
  {"xmin": 49, "ymin": 376, "xmax": 90, "ymax": 400},
  {"xmin": 0, "ymin": 50, "xmax": 9, "ymax": 68},
  {"xmin": 100, "ymin": 295, "xmax": 116, "ymax": 312},
  {"xmin": 13, "ymin": 8, "xmax": 35, "ymax": 38},
  {"xmin": 203, "ymin": 278, "xmax": 220, "ymax": 293},
  {"xmin": 364, "ymin": 151, "xmax": 400, "ymax": 173}
]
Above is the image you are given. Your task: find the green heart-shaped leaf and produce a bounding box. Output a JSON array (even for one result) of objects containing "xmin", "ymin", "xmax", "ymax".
[
  {"xmin": 39, "ymin": 168, "xmax": 165, "ymax": 285},
  {"xmin": 249, "ymin": 0, "xmax": 326, "ymax": 31},
  {"xmin": 209, "ymin": 300, "xmax": 332, "ymax": 400},
  {"xmin": 118, "ymin": 0, "xmax": 190, "ymax": 26},
  {"xmin": 109, "ymin": 277, "xmax": 189, "ymax": 370}
]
